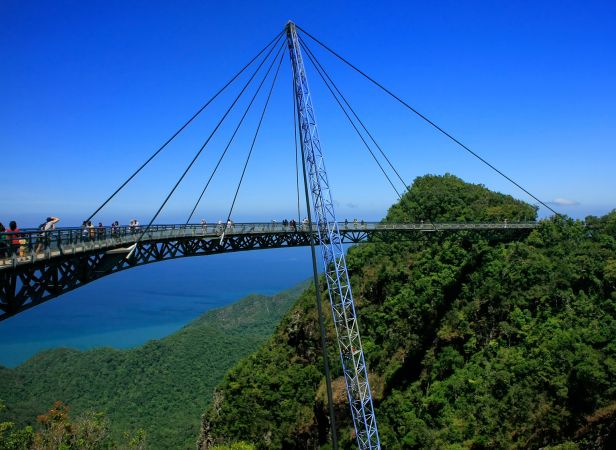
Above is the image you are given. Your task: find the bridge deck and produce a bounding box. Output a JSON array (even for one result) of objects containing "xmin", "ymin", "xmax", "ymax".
[
  {"xmin": 0, "ymin": 222, "xmax": 537, "ymax": 270},
  {"xmin": 0, "ymin": 221, "xmax": 538, "ymax": 320}
]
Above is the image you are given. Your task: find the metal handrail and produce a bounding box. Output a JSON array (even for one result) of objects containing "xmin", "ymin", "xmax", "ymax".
[{"xmin": 0, "ymin": 221, "xmax": 538, "ymax": 267}]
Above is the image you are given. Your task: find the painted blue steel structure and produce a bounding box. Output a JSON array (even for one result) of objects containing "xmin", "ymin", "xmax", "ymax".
[{"xmin": 286, "ymin": 21, "xmax": 381, "ymax": 449}]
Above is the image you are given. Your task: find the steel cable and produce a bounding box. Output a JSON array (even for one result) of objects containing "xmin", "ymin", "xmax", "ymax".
[
  {"xmin": 127, "ymin": 37, "xmax": 283, "ymax": 256},
  {"xmin": 293, "ymin": 75, "xmax": 302, "ymax": 223},
  {"xmin": 300, "ymin": 37, "xmax": 438, "ymax": 229},
  {"xmin": 85, "ymin": 30, "xmax": 284, "ymax": 223},
  {"xmin": 299, "ymin": 35, "xmax": 410, "ymax": 193},
  {"xmin": 185, "ymin": 42, "xmax": 286, "ymax": 224},
  {"xmin": 297, "ymin": 25, "xmax": 559, "ymax": 216},
  {"xmin": 222, "ymin": 50, "xmax": 286, "ymax": 235},
  {"xmin": 299, "ymin": 40, "xmax": 403, "ymax": 199}
]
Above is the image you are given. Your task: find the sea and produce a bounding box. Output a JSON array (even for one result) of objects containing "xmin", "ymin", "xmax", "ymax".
[{"xmin": 0, "ymin": 247, "xmax": 318, "ymax": 368}]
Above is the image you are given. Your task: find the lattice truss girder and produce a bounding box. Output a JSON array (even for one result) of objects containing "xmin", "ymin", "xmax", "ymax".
[
  {"xmin": 0, "ymin": 229, "xmax": 405, "ymax": 321},
  {"xmin": 0, "ymin": 232, "xmax": 311, "ymax": 320},
  {"xmin": 0, "ymin": 225, "xmax": 530, "ymax": 321},
  {"xmin": 286, "ymin": 22, "xmax": 381, "ymax": 449}
]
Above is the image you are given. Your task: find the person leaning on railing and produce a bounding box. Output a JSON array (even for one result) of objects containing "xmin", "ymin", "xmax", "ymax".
[{"xmin": 35, "ymin": 216, "xmax": 60, "ymax": 253}]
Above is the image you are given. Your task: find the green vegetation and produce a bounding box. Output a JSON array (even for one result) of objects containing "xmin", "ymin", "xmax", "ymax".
[
  {"xmin": 1, "ymin": 399, "xmax": 148, "ymax": 450},
  {"xmin": 198, "ymin": 174, "xmax": 616, "ymax": 449},
  {"xmin": 1, "ymin": 400, "xmax": 146, "ymax": 450},
  {"xmin": 0, "ymin": 283, "xmax": 305, "ymax": 449},
  {"xmin": 3, "ymin": 174, "xmax": 614, "ymax": 449}
]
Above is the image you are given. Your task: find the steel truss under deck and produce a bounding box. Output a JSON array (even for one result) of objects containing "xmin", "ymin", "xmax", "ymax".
[
  {"xmin": 0, "ymin": 222, "xmax": 535, "ymax": 322},
  {"xmin": 286, "ymin": 21, "xmax": 381, "ymax": 449},
  {"xmin": 0, "ymin": 231, "xmax": 310, "ymax": 321}
]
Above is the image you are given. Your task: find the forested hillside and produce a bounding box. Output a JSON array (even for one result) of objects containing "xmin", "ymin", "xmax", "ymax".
[
  {"xmin": 198, "ymin": 174, "xmax": 616, "ymax": 449},
  {"xmin": 0, "ymin": 283, "xmax": 305, "ymax": 449}
]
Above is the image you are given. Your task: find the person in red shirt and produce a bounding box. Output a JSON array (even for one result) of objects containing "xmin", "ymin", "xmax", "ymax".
[{"xmin": 7, "ymin": 221, "xmax": 21, "ymax": 256}]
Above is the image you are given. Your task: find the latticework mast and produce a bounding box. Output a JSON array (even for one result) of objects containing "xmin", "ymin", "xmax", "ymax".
[{"xmin": 286, "ymin": 21, "xmax": 380, "ymax": 449}]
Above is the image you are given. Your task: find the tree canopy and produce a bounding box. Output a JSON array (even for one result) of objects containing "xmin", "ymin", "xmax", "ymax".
[
  {"xmin": 198, "ymin": 174, "xmax": 616, "ymax": 449},
  {"xmin": 0, "ymin": 285, "xmax": 305, "ymax": 449}
]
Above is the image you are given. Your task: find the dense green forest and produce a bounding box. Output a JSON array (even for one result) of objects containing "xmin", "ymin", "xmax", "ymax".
[
  {"xmin": 198, "ymin": 174, "xmax": 616, "ymax": 449},
  {"xmin": 0, "ymin": 283, "xmax": 305, "ymax": 449}
]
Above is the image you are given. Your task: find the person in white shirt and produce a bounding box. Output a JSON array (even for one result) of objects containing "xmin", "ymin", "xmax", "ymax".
[{"xmin": 36, "ymin": 216, "xmax": 60, "ymax": 253}]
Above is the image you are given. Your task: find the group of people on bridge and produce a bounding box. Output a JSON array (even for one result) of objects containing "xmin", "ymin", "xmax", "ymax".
[
  {"xmin": 0, "ymin": 217, "xmax": 145, "ymax": 260},
  {"xmin": 1, "ymin": 214, "xmax": 372, "ymax": 261},
  {"xmin": 79, "ymin": 219, "xmax": 141, "ymax": 242},
  {"xmin": 0, "ymin": 217, "xmax": 61, "ymax": 258}
]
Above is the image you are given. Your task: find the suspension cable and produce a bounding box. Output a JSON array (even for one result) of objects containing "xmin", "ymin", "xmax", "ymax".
[
  {"xmin": 222, "ymin": 50, "xmax": 286, "ymax": 233},
  {"xmin": 293, "ymin": 75, "xmax": 302, "ymax": 223},
  {"xmin": 127, "ymin": 39, "xmax": 282, "ymax": 256},
  {"xmin": 299, "ymin": 40, "xmax": 402, "ymax": 199},
  {"xmin": 300, "ymin": 35, "xmax": 410, "ymax": 193},
  {"xmin": 297, "ymin": 25, "xmax": 559, "ymax": 216},
  {"xmin": 85, "ymin": 30, "xmax": 284, "ymax": 223},
  {"xmin": 301, "ymin": 36, "xmax": 437, "ymax": 229},
  {"xmin": 185, "ymin": 42, "xmax": 286, "ymax": 224}
]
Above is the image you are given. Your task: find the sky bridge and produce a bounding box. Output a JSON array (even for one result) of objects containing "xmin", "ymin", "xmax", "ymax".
[
  {"xmin": 0, "ymin": 19, "xmax": 565, "ymax": 450},
  {"xmin": 0, "ymin": 221, "xmax": 537, "ymax": 321}
]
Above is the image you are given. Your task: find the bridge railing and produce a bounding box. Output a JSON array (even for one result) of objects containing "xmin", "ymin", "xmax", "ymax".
[
  {"xmin": 0, "ymin": 221, "xmax": 538, "ymax": 267},
  {"xmin": 0, "ymin": 223, "xmax": 285, "ymax": 260}
]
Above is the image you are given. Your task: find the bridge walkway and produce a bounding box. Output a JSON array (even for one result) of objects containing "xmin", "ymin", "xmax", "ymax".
[{"xmin": 0, "ymin": 221, "xmax": 537, "ymax": 270}]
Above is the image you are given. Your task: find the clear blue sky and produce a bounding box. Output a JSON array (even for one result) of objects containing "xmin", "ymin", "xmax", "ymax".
[{"xmin": 1, "ymin": 0, "xmax": 614, "ymax": 227}]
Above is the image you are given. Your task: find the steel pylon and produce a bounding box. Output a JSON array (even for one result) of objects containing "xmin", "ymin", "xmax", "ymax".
[{"xmin": 286, "ymin": 21, "xmax": 381, "ymax": 449}]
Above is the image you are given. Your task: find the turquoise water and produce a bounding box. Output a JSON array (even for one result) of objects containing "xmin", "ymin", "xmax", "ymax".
[
  {"xmin": 0, "ymin": 322, "xmax": 187, "ymax": 360},
  {"xmin": 0, "ymin": 247, "xmax": 315, "ymax": 367}
]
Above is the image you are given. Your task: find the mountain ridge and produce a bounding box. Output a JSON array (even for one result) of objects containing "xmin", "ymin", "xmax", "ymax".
[
  {"xmin": 0, "ymin": 281, "xmax": 309, "ymax": 449},
  {"xmin": 197, "ymin": 174, "xmax": 616, "ymax": 449}
]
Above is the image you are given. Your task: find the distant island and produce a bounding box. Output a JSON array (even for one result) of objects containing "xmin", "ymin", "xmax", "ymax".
[{"xmin": 0, "ymin": 282, "xmax": 307, "ymax": 449}]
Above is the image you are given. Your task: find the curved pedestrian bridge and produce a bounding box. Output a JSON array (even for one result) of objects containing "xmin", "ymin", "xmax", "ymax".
[{"xmin": 0, "ymin": 221, "xmax": 537, "ymax": 320}]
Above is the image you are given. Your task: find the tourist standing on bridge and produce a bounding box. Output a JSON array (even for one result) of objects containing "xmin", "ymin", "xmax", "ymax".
[
  {"xmin": 35, "ymin": 216, "xmax": 60, "ymax": 253},
  {"xmin": 88, "ymin": 221, "xmax": 95, "ymax": 240},
  {"xmin": 81, "ymin": 221, "xmax": 89, "ymax": 241},
  {"xmin": 97, "ymin": 222, "xmax": 105, "ymax": 239},
  {"xmin": 129, "ymin": 219, "xmax": 140, "ymax": 233},
  {"xmin": 7, "ymin": 221, "xmax": 22, "ymax": 257}
]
